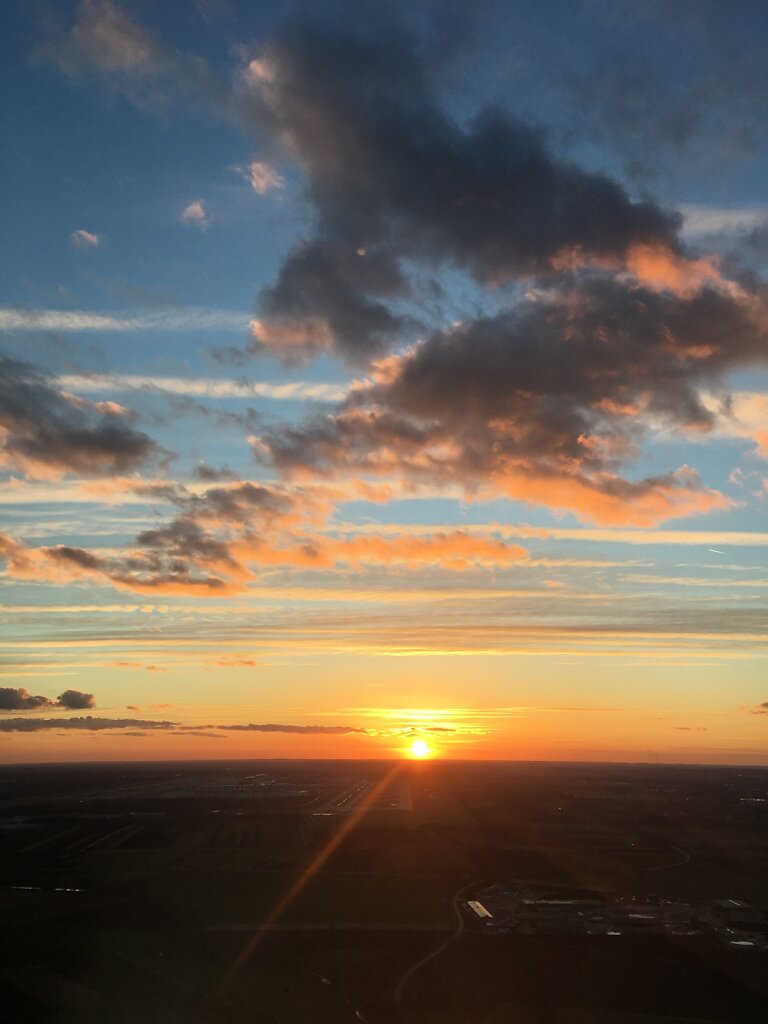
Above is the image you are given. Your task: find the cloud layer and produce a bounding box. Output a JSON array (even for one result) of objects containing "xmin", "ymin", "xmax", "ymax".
[{"xmin": 0, "ymin": 472, "xmax": 529, "ymax": 594}]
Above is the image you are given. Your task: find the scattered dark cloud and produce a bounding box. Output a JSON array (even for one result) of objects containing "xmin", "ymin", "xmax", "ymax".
[
  {"xmin": 1, "ymin": 471, "xmax": 528, "ymax": 594},
  {"xmin": 0, "ymin": 687, "xmax": 95, "ymax": 711},
  {"xmin": 0, "ymin": 687, "xmax": 53, "ymax": 711},
  {"xmin": 0, "ymin": 354, "xmax": 161, "ymax": 478},
  {"xmin": 56, "ymin": 689, "xmax": 96, "ymax": 709},
  {"xmin": 192, "ymin": 462, "xmax": 237, "ymax": 482}
]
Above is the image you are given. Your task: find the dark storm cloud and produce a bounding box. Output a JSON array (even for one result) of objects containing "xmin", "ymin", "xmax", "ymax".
[
  {"xmin": 0, "ymin": 687, "xmax": 53, "ymax": 711},
  {"xmin": 0, "ymin": 716, "xmax": 176, "ymax": 732},
  {"xmin": 257, "ymin": 277, "xmax": 768, "ymax": 523},
  {"xmin": 0, "ymin": 354, "xmax": 161, "ymax": 477},
  {"xmin": 246, "ymin": 11, "xmax": 680, "ymax": 360},
  {"xmin": 56, "ymin": 689, "xmax": 96, "ymax": 710}
]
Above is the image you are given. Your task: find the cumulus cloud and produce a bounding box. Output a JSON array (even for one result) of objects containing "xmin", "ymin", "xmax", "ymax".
[
  {"xmin": 238, "ymin": 11, "xmax": 690, "ymax": 362},
  {"xmin": 0, "ymin": 355, "xmax": 161, "ymax": 479},
  {"xmin": 56, "ymin": 689, "xmax": 96, "ymax": 709},
  {"xmin": 225, "ymin": 8, "xmax": 767, "ymax": 527},
  {"xmin": 70, "ymin": 228, "xmax": 101, "ymax": 248},
  {"xmin": 0, "ymin": 687, "xmax": 53, "ymax": 711},
  {"xmin": 180, "ymin": 199, "xmax": 209, "ymax": 228},
  {"xmin": 256, "ymin": 277, "xmax": 767, "ymax": 525}
]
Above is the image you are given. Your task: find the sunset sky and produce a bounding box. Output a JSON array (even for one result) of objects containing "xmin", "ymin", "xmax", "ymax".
[{"xmin": 1, "ymin": 0, "xmax": 767, "ymax": 765}]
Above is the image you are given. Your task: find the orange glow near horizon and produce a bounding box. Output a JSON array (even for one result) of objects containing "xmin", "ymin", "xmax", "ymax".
[{"xmin": 409, "ymin": 738, "xmax": 431, "ymax": 758}]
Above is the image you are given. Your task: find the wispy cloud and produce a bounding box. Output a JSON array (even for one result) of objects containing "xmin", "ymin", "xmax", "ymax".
[
  {"xmin": 0, "ymin": 307, "xmax": 249, "ymax": 332},
  {"xmin": 329, "ymin": 522, "xmax": 768, "ymax": 548},
  {"xmin": 214, "ymin": 722, "xmax": 366, "ymax": 734},
  {"xmin": 58, "ymin": 373, "xmax": 345, "ymax": 401},
  {"xmin": 40, "ymin": 0, "xmax": 230, "ymax": 118},
  {"xmin": 232, "ymin": 160, "xmax": 285, "ymax": 194},
  {"xmin": 680, "ymin": 204, "xmax": 768, "ymax": 237},
  {"xmin": 69, "ymin": 228, "xmax": 101, "ymax": 248},
  {"xmin": 627, "ymin": 574, "xmax": 768, "ymax": 589}
]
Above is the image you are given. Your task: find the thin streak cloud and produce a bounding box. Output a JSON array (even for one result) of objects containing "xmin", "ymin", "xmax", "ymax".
[
  {"xmin": 58, "ymin": 374, "xmax": 346, "ymax": 401},
  {"xmin": 0, "ymin": 308, "xmax": 250, "ymax": 332}
]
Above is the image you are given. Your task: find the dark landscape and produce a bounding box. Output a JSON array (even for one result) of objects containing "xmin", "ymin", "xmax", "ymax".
[{"xmin": 0, "ymin": 760, "xmax": 766, "ymax": 1023}]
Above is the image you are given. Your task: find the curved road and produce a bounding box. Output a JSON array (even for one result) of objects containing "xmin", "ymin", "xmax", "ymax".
[{"xmin": 393, "ymin": 880, "xmax": 480, "ymax": 1013}]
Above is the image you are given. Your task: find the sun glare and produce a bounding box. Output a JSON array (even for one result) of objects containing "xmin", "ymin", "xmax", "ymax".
[{"xmin": 409, "ymin": 738, "xmax": 431, "ymax": 759}]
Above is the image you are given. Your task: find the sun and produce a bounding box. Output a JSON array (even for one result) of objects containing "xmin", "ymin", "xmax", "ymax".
[{"xmin": 409, "ymin": 738, "xmax": 431, "ymax": 759}]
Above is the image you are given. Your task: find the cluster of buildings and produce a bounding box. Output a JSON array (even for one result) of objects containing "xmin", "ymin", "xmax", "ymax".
[{"xmin": 467, "ymin": 887, "xmax": 768, "ymax": 950}]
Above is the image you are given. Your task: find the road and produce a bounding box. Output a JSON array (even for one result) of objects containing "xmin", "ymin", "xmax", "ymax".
[{"xmin": 392, "ymin": 879, "xmax": 479, "ymax": 1013}]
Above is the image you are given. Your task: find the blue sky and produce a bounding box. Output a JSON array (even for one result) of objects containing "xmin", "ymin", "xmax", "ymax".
[{"xmin": 1, "ymin": 0, "xmax": 766, "ymax": 764}]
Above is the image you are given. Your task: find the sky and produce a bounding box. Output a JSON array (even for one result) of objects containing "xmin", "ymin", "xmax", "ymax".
[{"xmin": 1, "ymin": 0, "xmax": 767, "ymax": 765}]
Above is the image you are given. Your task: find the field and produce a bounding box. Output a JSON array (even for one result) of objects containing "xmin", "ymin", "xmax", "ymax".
[{"xmin": 0, "ymin": 760, "xmax": 766, "ymax": 1022}]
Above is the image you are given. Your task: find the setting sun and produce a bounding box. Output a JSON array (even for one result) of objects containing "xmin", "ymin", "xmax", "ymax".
[{"xmin": 409, "ymin": 739, "xmax": 431, "ymax": 759}]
